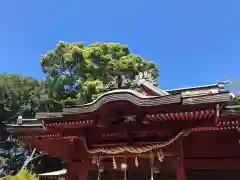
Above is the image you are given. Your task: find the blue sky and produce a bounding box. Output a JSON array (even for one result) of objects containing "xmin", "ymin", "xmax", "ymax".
[{"xmin": 0, "ymin": 0, "xmax": 239, "ymax": 90}]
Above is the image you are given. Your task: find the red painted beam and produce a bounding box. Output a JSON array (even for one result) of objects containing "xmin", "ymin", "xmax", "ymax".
[{"xmin": 88, "ymin": 123, "xmax": 183, "ymax": 137}]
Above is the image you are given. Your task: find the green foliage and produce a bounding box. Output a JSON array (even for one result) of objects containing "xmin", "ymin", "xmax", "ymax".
[
  {"xmin": 0, "ymin": 73, "xmax": 43, "ymax": 104},
  {"xmin": 0, "ymin": 73, "xmax": 45, "ymax": 119},
  {"xmin": 0, "ymin": 74, "xmax": 64, "ymax": 177},
  {"xmin": 2, "ymin": 169, "xmax": 38, "ymax": 180},
  {"xmin": 0, "ymin": 73, "xmax": 45, "ymax": 144},
  {"xmin": 40, "ymin": 41, "xmax": 159, "ymax": 103}
]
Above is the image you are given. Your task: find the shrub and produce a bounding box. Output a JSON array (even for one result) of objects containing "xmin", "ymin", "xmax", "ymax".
[{"xmin": 2, "ymin": 169, "xmax": 38, "ymax": 180}]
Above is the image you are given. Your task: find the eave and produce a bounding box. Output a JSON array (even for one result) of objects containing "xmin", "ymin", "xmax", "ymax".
[
  {"xmin": 6, "ymin": 123, "xmax": 46, "ymax": 133},
  {"xmin": 5, "ymin": 83, "xmax": 234, "ymax": 134}
]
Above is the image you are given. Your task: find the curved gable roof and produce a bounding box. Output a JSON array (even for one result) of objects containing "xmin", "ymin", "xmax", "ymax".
[{"xmin": 63, "ymin": 89, "xmax": 181, "ymax": 114}]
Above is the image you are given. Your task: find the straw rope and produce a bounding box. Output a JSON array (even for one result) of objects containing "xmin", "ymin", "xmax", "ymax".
[{"xmin": 83, "ymin": 130, "xmax": 190, "ymax": 154}]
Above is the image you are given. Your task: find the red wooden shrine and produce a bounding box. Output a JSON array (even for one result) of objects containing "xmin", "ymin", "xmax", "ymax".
[{"xmin": 6, "ymin": 80, "xmax": 240, "ymax": 180}]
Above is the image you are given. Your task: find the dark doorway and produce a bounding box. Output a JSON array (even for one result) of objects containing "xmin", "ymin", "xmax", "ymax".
[{"xmin": 187, "ymin": 169, "xmax": 240, "ymax": 180}]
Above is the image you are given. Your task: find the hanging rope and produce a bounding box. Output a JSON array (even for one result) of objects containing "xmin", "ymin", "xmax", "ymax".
[
  {"xmin": 121, "ymin": 157, "xmax": 127, "ymax": 180},
  {"xmin": 124, "ymin": 167, "xmax": 127, "ymax": 180},
  {"xmin": 97, "ymin": 169, "xmax": 101, "ymax": 180},
  {"xmin": 83, "ymin": 130, "xmax": 189, "ymax": 154},
  {"xmin": 150, "ymin": 151, "xmax": 154, "ymax": 180},
  {"xmin": 97, "ymin": 154, "xmax": 103, "ymax": 180}
]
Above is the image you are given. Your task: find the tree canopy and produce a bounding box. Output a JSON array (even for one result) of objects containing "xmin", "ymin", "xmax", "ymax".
[
  {"xmin": 40, "ymin": 42, "xmax": 159, "ymax": 103},
  {"xmin": 0, "ymin": 73, "xmax": 44, "ymax": 120},
  {"xmin": 0, "ymin": 74, "xmax": 64, "ymax": 177}
]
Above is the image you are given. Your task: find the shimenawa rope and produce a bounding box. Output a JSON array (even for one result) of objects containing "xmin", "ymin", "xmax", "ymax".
[{"xmin": 83, "ymin": 130, "xmax": 190, "ymax": 154}]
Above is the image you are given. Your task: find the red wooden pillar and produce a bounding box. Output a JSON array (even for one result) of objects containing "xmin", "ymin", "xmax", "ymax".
[
  {"xmin": 176, "ymin": 138, "xmax": 187, "ymax": 180},
  {"xmin": 66, "ymin": 160, "xmax": 89, "ymax": 180},
  {"xmin": 66, "ymin": 139, "xmax": 91, "ymax": 180}
]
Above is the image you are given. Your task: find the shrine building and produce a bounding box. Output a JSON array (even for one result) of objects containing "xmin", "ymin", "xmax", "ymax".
[{"xmin": 6, "ymin": 78, "xmax": 240, "ymax": 180}]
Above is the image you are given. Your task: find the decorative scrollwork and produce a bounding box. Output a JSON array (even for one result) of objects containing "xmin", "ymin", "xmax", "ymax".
[{"xmin": 105, "ymin": 71, "xmax": 157, "ymax": 91}]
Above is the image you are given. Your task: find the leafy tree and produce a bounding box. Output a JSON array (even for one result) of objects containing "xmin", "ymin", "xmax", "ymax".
[
  {"xmin": 40, "ymin": 41, "xmax": 159, "ymax": 103},
  {"xmin": 0, "ymin": 74, "xmax": 43, "ymax": 177},
  {"xmin": 0, "ymin": 73, "xmax": 44, "ymax": 120},
  {"xmin": 0, "ymin": 73, "xmax": 63, "ymax": 177},
  {"xmin": 0, "ymin": 73, "xmax": 45, "ymax": 146}
]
